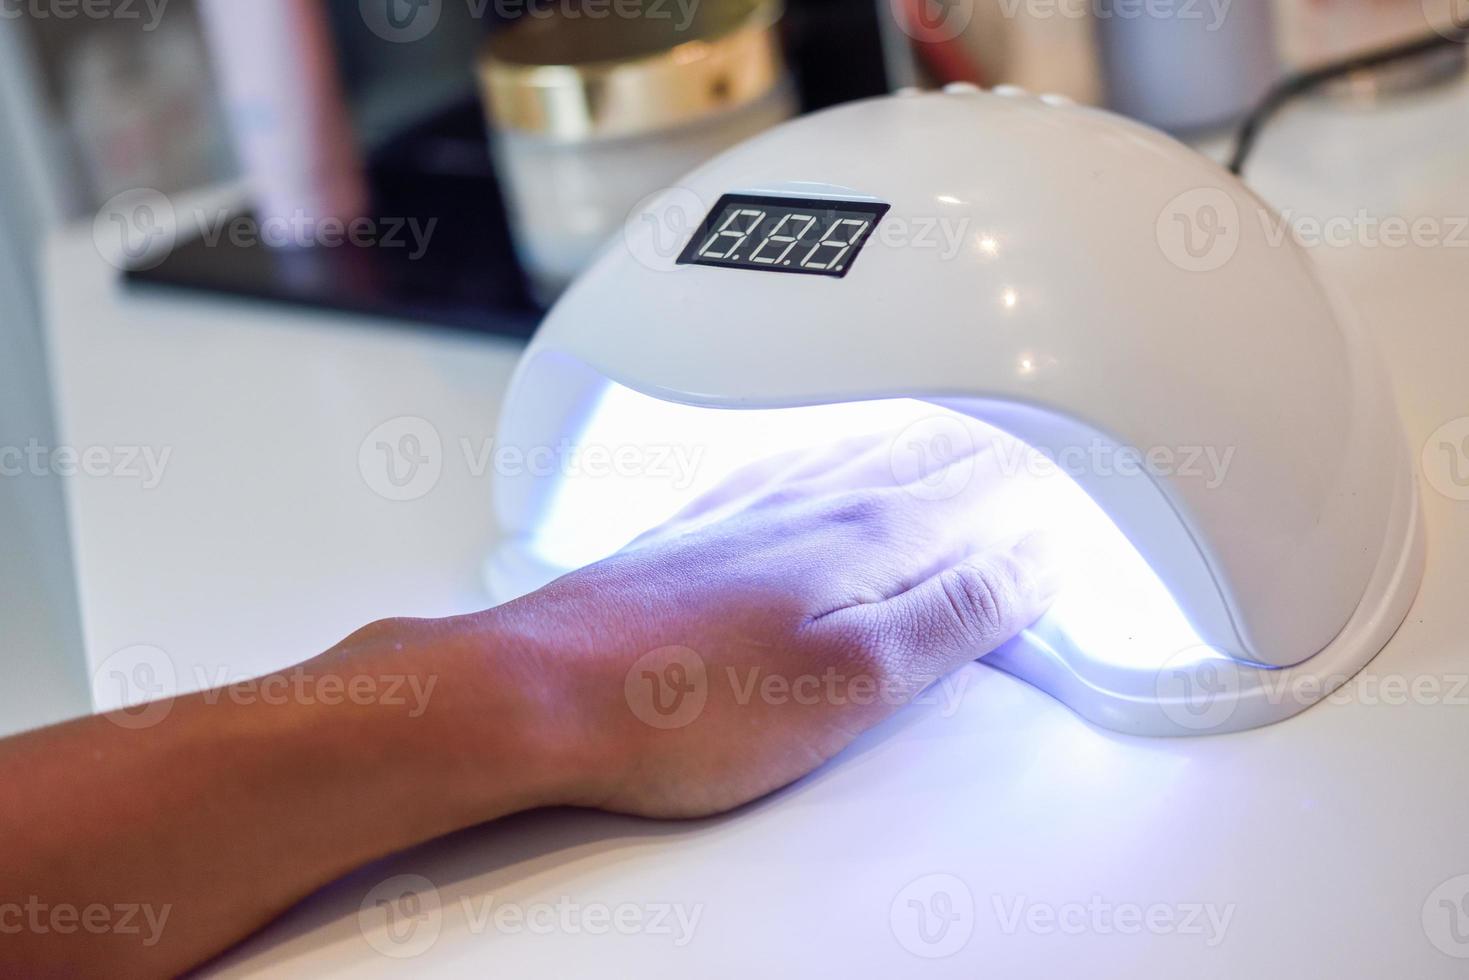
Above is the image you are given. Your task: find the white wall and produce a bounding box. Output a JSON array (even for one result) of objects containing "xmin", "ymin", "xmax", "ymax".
[{"xmin": 0, "ymin": 21, "xmax": 91, "ymax": 737}]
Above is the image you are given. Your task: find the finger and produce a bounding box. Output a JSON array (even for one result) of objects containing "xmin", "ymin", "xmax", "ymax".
[
  {"xmin": 815, "ymin": 532, "xmax": 1062, "ymax": 683},
  {"xmin": 850, "ymin": 445, "xmax": 1045, "ymax": 599},
  {"xmin": 623, "ymin": 448, "xmax": 810, "ymax": 550},
  {"xmin": 630, "ymin": 431, "xmax": 897, "ymax": 548},
  {"xmin": 774, "ymin": 413, "xmax": 1004, "ymax": 500}
]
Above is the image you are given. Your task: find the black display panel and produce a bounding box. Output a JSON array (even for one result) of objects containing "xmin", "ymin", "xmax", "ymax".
[{"xmin": 677, "ymin": 195, "xmax": 890, "ymax": 279}]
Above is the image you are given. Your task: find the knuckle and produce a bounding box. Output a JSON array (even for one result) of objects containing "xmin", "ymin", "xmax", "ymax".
[
  {"xmin": 940, "ymin": 561, "xmax": 1014, "ymax": 639},
  {"xmin": 763, "ymin": 486, "xmax": 811, "ymax": 510},
  {"xmin": 804, "ymin": 615, "xmax": 905, "ymax": 686},
  {"xmin": 824, "ymin": 489, "xmax": 890, "ymax": 528}
]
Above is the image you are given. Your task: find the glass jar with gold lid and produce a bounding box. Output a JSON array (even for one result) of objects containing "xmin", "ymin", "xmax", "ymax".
[{"xmin": 478, "ymin": 0, "xmax": 793, "ymax": 302}]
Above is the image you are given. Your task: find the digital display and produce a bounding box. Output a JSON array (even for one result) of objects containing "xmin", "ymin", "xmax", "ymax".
[{"xmin": 677, "ymin": 195, "xmax": 890, "ymax": 279}]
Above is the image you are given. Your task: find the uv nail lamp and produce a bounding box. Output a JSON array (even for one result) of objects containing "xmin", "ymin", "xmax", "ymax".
[{"xmin": 485, "ymin": 89, "xmax": 1424, "ymax": 736}]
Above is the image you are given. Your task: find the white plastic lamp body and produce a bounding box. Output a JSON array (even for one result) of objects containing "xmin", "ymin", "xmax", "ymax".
[{"xmin": 486, "ymin": 90, "xmax": 1424, "ymax": 736}]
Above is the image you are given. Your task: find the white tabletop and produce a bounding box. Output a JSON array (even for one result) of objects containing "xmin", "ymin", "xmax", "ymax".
[{"xmin": 44, "ymin": 80, "xmax": 1469, "ymax": 978}]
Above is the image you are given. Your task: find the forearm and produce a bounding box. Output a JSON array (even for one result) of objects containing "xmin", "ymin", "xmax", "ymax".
[
  {"xmin": 0, "ymin": 438, "xmax": 1056, "ymax": 976},
  {"xmin": 0, "ymin": 614, "xmax": 576, "ymax": 979}
]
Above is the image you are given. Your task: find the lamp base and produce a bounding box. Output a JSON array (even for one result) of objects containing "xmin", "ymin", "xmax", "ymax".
[{"xmin": 986, "ymin": 467, "xmax": 1425, "ymax": 736}]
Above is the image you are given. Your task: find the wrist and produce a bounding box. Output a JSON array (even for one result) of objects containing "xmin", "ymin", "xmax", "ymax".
[{"xmin": 425, "ymin": 603, "xmax": 632, "ymax": 818}]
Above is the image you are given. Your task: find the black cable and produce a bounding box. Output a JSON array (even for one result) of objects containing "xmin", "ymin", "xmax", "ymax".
[{"xmin": 1229, "ymin": 20, "xmax": 1469, "ymax": 176}]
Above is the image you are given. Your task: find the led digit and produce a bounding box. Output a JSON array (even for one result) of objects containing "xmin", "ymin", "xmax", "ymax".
[
  {"xmin": 699, "ymin": 208, "xmax": 766, "ymax": 260},
  {"xmin": 751, "ymin": 214, "xmax": 817, "ymax": 266},
  {"xmin": 800, "ymin": 219, "xmax": 872, "ymax": 272}
]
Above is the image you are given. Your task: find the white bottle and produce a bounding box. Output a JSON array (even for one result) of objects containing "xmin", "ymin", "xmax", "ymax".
[
  {"xmin": 197, "ymin": 0, "xmax": 366, "ymax": 241},
  {"xmin": 1096, "ymin": 1, "xmax": 1280, "ymax": 133}
]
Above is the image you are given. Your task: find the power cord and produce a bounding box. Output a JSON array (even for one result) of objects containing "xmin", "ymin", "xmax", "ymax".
[{"xmin": 1229, "ymin": 19, "xmax": 1469, "ymax": 176}]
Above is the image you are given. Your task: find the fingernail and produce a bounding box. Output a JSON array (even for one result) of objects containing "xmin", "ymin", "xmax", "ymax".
[{"xmin": 1008, "ymin": 530, "xmax": 1065, "ymax": 605}]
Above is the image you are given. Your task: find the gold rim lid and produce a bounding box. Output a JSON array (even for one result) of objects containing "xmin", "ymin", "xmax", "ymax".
[{"xmin": 479, "ymin": 0, "xmax": 786, "ymax": 142}]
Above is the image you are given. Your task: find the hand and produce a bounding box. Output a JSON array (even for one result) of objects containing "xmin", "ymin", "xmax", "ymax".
[
  {"xmin": 482, "ymin": 426, "xmax": 1061, "ymax": 819},
  {"xmin": 0, "ymin": 423, "xmax": 1060, "ymax": 978}
]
